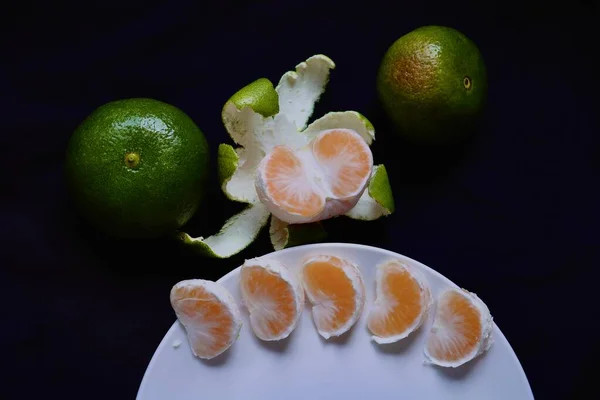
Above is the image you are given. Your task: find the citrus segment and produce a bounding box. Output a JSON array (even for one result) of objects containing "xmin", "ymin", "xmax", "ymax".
[
  {"xmin": 302, "ymin": 255, "xmax": 365, "ymax": 339},
  {"xmin": 312, "ymin": 129, "xmax": 373, "ymax": 198},
  {"xmin": 239, "ymin": 258, "xmax": 304, "ymax": 341},
  {"xmin": 256, "ymin": 129, "xmax": 373, "ymax": 224},
  {"xmin": 424, "ymin": 288, "xmax": 493, "ymax": 367},
  {"xmin": 261, "ymin": 145, "xmax": 325, "ymax": 219},
  {"xmin": 367, "ymin": 260, "xmax": 431, "ymax": 344},
  {"xmin": 170, "ymin": 279, "xmax": 242, "ymax": 360}
]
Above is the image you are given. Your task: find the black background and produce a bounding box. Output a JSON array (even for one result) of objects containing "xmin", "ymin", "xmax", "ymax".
[{"xmin": 3, "ymin": 0, "xmax": 599, "ymax": 398}]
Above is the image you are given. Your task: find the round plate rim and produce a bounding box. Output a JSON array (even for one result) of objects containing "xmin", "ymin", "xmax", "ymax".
[{"xmin": 137, "ymin": 242, "xmax": 533, "ymax": 399}]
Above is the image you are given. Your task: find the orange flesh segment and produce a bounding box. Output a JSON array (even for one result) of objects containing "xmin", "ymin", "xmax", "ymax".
[
  {"xmin": 303, "ymin": 257, "xmax": 356, "ymax": 332},
  {"xmin": 240, "ymin": 266, "xmax": 297, "ymax": 338},
  {"xmin": 171, "ymin": 285, "xmax": 234, "ymax": 357},
  {"xmin": 264, "ymin": 145, "xmax": 324, "ymax": 217},
  {"xmin": 312, "ymin": 130, "xmax": 372, "ymax": 198},
  {"xmin": 427, "ymin": 291, "xmax": 482, "ymax": 362},
  {"xmin": 369, "ymin": 266, "xmax": 423, "ymax": 338}
]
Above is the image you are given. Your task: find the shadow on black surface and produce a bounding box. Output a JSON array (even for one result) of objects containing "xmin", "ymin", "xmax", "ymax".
[
  {"xmin": 66, "ymin": 204, "xmax": 186, "ymax": 273},
  {"xmin": 313, "ymin": 97, "xmax": 483, "ymax": 245},
  {"xmin": 60, "ymin": 168, "xmax": 249, "ymax": 282},
  {"xmin": 323, "ymin": 217, "xmax": 389, "ymax": 250},
  {"xmin": 364, "ymin": 99, "xmax": 482, "ymax": 188}
]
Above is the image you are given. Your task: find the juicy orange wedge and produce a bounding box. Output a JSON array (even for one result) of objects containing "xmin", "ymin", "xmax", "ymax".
[
  {"xmin": 239, "ymin": 258, "xmax": 304, "ymax": 341},
  {"xmin": 424, "ymin": 288, "xmax": 493, "ymax": 367},
  {"xmin": 260, "ymin": 145, "xmax": 325, "ymax": 219},
  {"xmin": 170, "ymin": 279, "xmax": 242, "ymax": 360},
  {"xmin": 311, "ymin": 129, "xmax": 373, "ymax": 198},
  {"xmin": 256, "ymin": 128, "xmax": 373, "ymax": 224},
  {"xmin": 302, "ymin": 255, "xmax": 365, "ymax": 339},
  {"xmin": 367, "ymin": 259, "xmax": 432, "ymax": 344}
]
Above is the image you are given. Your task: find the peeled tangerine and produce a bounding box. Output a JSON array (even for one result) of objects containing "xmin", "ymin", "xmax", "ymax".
[
  {"xmin": 425, "ymin": 288, "xmax": 494, "ymax": 368},
  {"xmin": 302, "ymin": 255, "xmax": 366, "ymax": 339},
  {"xmin": 256, "ymin": 128, "xmax": 373, "ymax": 224},
  {"xmin": 367, "ymin": 259, "xmax": 432, "ymax": 344},
  {"xmin": 239, "ymin": 258, "xmax": 304, "ymax": 341},
  {"xmin": 170, "ymin": 279, "xmax": 242, "ymax": 360}
]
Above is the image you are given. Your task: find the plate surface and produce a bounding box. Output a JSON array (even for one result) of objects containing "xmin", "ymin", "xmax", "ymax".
[{"xmin": 138, "ymin": 243, "xmax": 533, "ymax": 399}]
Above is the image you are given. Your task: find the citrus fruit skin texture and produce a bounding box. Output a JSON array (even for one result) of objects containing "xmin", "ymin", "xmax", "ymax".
[
  {"xmin": 228, "ymin": 78, "xmax": 279, "ymax": 118},
  {"xmin": 65, "ymin": 98, "xmax": 209, "ymax": 238},
  {"xmin": 377, "ymin": 26, "xmax": 487, "ymax": 143}
]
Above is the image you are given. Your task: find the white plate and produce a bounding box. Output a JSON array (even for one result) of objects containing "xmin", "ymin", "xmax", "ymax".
[{"xmin": 138, "ymin": 243, "xmax": 533, "ymax": 399}]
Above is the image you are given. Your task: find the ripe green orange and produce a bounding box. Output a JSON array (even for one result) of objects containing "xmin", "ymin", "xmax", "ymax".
[
  {"xmin": 377, "ymin": 26, "xmax": 487, "ymax": 143},
  {"xmin": 65, "ymin": 98, "xmax": 209, "ymax": 238}
]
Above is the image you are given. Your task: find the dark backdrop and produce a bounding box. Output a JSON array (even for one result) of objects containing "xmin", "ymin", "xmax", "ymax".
[{"xmin": 2, "ymin": 0, "xmax": 598, "ymax": 398}]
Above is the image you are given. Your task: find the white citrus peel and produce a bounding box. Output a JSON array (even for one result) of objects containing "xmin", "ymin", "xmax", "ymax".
[{"xmin": 180, "ymin": 55, "xmax": 394, "ymax": 258}]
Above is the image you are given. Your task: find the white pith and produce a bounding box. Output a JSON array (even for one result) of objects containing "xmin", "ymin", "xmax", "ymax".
[
  {"xmin": 368, "ymin": 260, "xmax": 432, "ymax": 344},
  {"xmin": 181, "ymin": 55, "xmax": 393, "ymax": 257},
  {"xmin": 239, "ymin": 257, "xmax": 305, "ymax": 341},
  {"xmin": 169, "ymin": 279, "xmax": 242, "ymax": 359},
  {"xmin": 302, "ymin": 255, "xmax": 366, "ymax": 339},
  {"xmin": 424, "ymin": 288, "xmax": 494, "ymax": 368},
  {"xmin": 256, "ymin": 129, "xmax": 373, "ymax": 224}
]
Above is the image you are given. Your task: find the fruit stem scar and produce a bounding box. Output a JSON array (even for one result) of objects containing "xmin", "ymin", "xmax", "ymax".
[
  {"xmin": 124, "ymin": 152, "xmax": 140, "ymax": 169},
  {"xmin": 463, "ymin": 76, "xmax": 472, "ymax": 90}
]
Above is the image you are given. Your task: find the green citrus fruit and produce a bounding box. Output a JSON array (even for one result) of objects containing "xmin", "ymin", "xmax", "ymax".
[
  {"xmin": 65, "ymin": 98, "xmax": 209, "ymax": 238},
  {"xmin": 377, "ymin": 26, "xmax": 487, "ymax": 143}
]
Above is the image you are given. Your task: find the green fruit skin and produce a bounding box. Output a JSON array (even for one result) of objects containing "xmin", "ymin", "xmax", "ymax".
[
  {"xmin": 65, "ymin": 98, "xmax": 209, "ymax": 238},
  {"xmin": 228, "ymin": 78, "xmax": 279, "ymax": 118},
  {"xmin": 217, "ymin": 143, "xmax": 238, "ymax": 188},
  {"xmin": 377, "ymin": 26, "xmax": 487, "ymax": 143}
]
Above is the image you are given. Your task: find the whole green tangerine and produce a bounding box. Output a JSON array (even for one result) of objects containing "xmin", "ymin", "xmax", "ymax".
[
  {"xmin": 377, "ymin": 25, "xmax": 488, "ymax": 143},
  {"xmin": 65, "ymin": 98, "xmax": 209, "ymax": 238}
]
